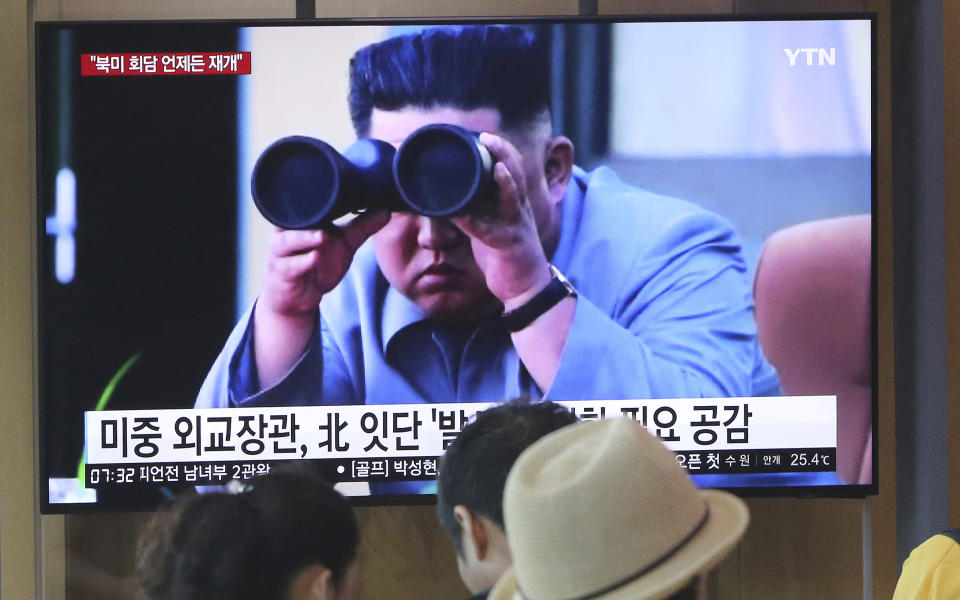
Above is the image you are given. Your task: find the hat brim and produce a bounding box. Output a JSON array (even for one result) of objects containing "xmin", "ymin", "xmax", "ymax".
[{"xmin": 489, "ymin": 489, "xmax": 748, "ymax": 600}]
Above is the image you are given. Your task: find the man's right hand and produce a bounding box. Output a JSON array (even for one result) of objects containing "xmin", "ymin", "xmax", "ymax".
[{"xmin": 253, "ymin": 211, "xmax": 390, "ymax": 390}]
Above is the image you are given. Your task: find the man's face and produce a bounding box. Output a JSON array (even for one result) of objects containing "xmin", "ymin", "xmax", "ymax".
[{"xmin": 369, "ymin": 106, "xmax": 556, "ymax": 321}]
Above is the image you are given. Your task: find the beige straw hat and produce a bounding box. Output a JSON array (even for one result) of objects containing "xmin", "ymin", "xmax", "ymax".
[{"xmin": 488, "ymin": 417, "xmax": 749, "ymax": 600}]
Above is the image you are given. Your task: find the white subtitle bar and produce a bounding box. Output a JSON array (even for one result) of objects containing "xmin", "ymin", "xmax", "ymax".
[{"xmin": 84, "ymin": 396, "xmax": 836, "ymax": 465}]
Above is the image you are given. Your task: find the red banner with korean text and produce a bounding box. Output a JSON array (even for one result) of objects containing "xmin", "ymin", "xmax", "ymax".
[{"xmin": 81, "ymin": 52, "xmax": 251, "ymax": 76}]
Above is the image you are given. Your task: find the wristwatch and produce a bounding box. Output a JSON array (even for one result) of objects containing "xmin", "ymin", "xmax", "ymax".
[{"xmin": 500, "ymin": 265, "xmax": 577, "ymax": 332}]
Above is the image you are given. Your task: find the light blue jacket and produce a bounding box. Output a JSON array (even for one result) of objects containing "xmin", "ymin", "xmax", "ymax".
[{"xmin": 196, "ymin": 166, "xmax": 780, "ymax": 409}]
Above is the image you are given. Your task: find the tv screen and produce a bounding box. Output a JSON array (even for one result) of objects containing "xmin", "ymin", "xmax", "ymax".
[{"xmin": 36, "ymin": 15, "xmax": 876, "ymax": 512}]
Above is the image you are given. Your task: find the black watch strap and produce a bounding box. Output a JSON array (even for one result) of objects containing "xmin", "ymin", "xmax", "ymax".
[{"xmin": 501, "ymin": 266, "xmax": 576, "ymax": 332}]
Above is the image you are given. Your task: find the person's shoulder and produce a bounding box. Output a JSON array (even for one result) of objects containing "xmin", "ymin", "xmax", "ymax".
[
  {"xmin": 580, "ymin": 165, "xmax": 709, "ymax": 209},
  {"xmin": 893, "ymin": 530, "xmax": 960, "ymax": 599},
  {"xmin": 914, "ymin": 530, "xmax": 960, "ymax": 558},
  {"xmin": 939, "ymin": 528, "xmax": 960, "ymax": 546},
  {"xmin": 919, "ymin": 530, "xmax": 960, "ymax": 564},
  {"xmin": 574, "ymin": 166, "xmax": 739, "ymax": 251}
]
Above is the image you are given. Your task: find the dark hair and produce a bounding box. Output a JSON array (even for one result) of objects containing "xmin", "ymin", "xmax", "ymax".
[
  {"xmin": 436, "ymin": 398, "xmax": 578, "ymax": 553},
  {"xmin": 348, "ymin": 25, "xmax": 552, "ymax": 138},
  {"xmin": 135, "ymin": 471, "xmax": 359, "ymax": 600}
]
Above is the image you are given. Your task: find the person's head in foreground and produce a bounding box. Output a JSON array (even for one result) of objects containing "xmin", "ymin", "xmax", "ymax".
[
  {"xmin": 135, "ymin": 471, "xmax": 360, "ymax": 600},
  {"xmin": 489, "ymin": 417, "xmax": 750, "ymax": 600},
  {"xmin": 348, "ymin": 25, "xmax": 573, "ymax": 321},
  {"xmin": 437, "ymin": 399, "xmax": 580, "ymax": 596}
]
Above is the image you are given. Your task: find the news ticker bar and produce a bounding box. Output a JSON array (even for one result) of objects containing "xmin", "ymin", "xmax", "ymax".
[
  {"xmin": 83, "ymin": 447, "xmax": 837, "ymax": 489},
  {"xmin": 84, "ymin": 396, "xmax": 837, "ymax": 466}
]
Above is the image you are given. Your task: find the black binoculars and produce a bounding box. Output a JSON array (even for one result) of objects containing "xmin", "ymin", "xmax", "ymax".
[{"xmin": 251, "ymin": 124, "xmax": 496, "ymax": 230}]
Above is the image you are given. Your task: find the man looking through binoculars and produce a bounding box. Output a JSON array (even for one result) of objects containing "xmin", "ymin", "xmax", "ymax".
[{"xmin": 196, "ymin": 25, "xmax": 780, "ymax": 409}]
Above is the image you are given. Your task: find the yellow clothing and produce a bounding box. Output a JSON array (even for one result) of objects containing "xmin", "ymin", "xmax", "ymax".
[{"xmin": 893, "ymin": 530, "xmax": 960, "ymax": 600}]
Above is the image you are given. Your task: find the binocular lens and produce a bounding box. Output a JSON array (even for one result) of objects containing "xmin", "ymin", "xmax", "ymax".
[
  {"xmin": 252, "ymin": 137, "xmax": 341, "ymax": 230},
  {"xmin": 251, "ymin": 125, "xmax": 494, "ymax": 229},
  {"xmin": 395, "ymin": 125, "xmax": 492, "ymax": 217}
]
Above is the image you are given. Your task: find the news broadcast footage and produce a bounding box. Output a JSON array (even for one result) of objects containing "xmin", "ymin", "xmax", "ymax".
[{"xmin": 36, "ymin": 17, "xmax": 875, "ymax": 512}]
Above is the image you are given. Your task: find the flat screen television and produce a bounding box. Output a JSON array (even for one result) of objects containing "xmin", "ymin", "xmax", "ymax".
[{"xmin": 36, "ymin": 15, "xmax": 876, "ymax": 513}]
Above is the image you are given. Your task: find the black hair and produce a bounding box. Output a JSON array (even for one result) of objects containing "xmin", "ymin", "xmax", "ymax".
[
  {"xmin": 348, "ymin": 25, "xmax": 552, "ymax": 138},
  {"xmin": 135, "ymin": 470, "xmax": 359, "ymax": 600},
  {"xmin": 436, "ymin": 398, "xmax": 579, "ymax": 554}
]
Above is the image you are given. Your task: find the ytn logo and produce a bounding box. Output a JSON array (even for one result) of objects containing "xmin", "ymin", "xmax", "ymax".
[{"xmin": 784, "ymin": 48, "xmax": 836, "ymax": 67}]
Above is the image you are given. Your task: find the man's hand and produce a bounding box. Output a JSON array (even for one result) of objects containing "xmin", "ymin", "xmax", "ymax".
[
  {"xmin": 259, "ymin": 211, "xmax": 391, "ymax": 317},
  {"xmin": 451, "ymin": 132, "xmax": 552, "ymax": 310},
  {"xmin": 254, "ymin": 211, "xmax": 389, "ymax": 390},
  {"xmin": 453, "ymin": 131, "xmax": 575, "ymax": 394}
]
